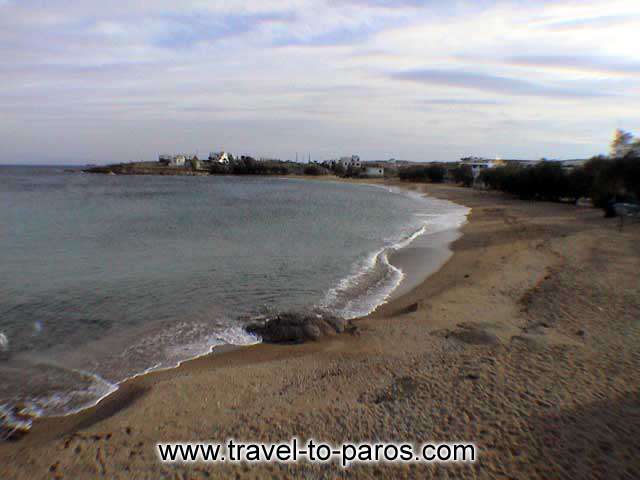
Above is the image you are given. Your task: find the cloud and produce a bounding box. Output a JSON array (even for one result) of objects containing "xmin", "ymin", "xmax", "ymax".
[
  {"xmin": 540, "ymin": 14, "xmax": 640, "ymax": 31},
  {"xmin": 391, "ymin": 68, "xmax": 612, "ymax": 98},
  {"xmin": 1, "ymin": 0, "xmax": 639, "ymax": 164},
  {"xmin": 421, "ymin": 98, "xmax": 506, "ymax": 105},
  {"xmin": 271, "ymin": 6, "xmax": 408, "ymax": 47},
  {"xmin": 152, "ymin": 11, "xmax": 296, "ymax": 48},
  {"xmin": 327, "ymin": 0, "xmax": 431, "ymax": 8},
  {"xmin": 273, "ymin": 24, "xmax": 377, "ymax": 47},
  {"xmin": 505, "ymin": 55, "xmax": 640, "ymax": 75}
]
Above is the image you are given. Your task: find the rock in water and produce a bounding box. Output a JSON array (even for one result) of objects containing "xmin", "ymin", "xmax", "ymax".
[{"xmin": 246, "ymin": 311, "xmax": 350, "ymax": 343}]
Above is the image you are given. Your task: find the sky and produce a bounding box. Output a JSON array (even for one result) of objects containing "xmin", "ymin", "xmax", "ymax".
[{"xmin": 1, "ymin": 0, "xmax": 639, "ymax": 164}]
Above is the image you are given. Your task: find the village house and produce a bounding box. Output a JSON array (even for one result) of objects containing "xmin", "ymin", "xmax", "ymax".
[
  {"xmin": 363, "ymin": 165, "xmax": 385, "ymax": 177},
  {"xmin": 338, "ymin": 155, "xmax": 361, "ymax": 170},
  {"xmin": 171, "ymin": 155, "xmax": 187, "ymax": 167},
  {"xmin": 460, "ymin": 157, "xmax": 506, "ymax": 180},
  {"xmin": 158, "ymin": 154, "xmax": 188, "ymax": 167},
  {"xmin": 209, "ymin": 152, "xmax": 231, "ymax": 164},
  {"xmin": 460, "ymin": 157, "xmax": 551, "ymax": 180},
  {"xmin": 558, "ymin": 159, "xmax": 588, "ymax": 170},
  {"xmin": 159, "ymin": 154, "xmax": 188, "ymax": 167}
]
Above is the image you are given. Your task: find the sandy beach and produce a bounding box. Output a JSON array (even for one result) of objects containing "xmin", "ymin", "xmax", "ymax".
[{"xmin": 1, "ymin": 182, "xmax": 639, "ymax": 479}]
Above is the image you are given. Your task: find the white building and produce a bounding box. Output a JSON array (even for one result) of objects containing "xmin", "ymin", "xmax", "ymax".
[
  {"xmin": 364, "ymin": 166, "xmax": 384, "ymax": 177},
  {"xmin": 209, "ymin": 152, "xmax": 231, "ymax": 164},
  {"xmin": 558, "ymin": 159, "xmax": 588, "ymax": 170},
  {"xmin": 170, "ymin": 155, "xmax": 186, "ymax": 167},
  {"xmin": 460, "ymin": 157, "xmax": 505, "ymax": 180},
  {"xmin": 338, "ymin": 155, "xmax": 361, "ymax": 170}
]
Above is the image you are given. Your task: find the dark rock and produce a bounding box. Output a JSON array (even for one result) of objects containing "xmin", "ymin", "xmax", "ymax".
[
  {"xmin": 450, "ymin": 324, "xmax": 501, "ymax": 345},
  {"xmin": 245, "ymin": 311, "xmax": 351, "ymax": 343},
  {"xmin": 394, "ymin": 302, "xmax": 419, "ymax": 316}
]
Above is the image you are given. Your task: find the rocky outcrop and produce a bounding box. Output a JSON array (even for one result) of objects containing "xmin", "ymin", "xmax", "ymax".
[
  {"xmin": 245, "ymin": 311, "xmax": 353, "ymax": 343},
  {"xmin": 83, "ymin": 164, "xmax": 208, "ymax": 176}
]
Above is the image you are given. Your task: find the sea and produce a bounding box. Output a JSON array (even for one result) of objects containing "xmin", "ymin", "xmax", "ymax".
[{"xmin": 0, "ymin": 165, "xmax": 469, "ymax": 423}]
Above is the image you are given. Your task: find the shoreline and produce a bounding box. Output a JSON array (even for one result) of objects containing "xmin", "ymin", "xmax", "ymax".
[
  {"xmin": 2, "ymin": 182, "xmax": 639, "ymax": 479},
  {"xmin": 1, "ymin": 178, "xmax": 469, "ymax": 434}
]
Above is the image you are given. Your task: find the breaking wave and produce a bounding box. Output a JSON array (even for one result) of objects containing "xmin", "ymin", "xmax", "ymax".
[{"xmin": 320, "ymin": 191, "xmax": 469, "ymax": 319}]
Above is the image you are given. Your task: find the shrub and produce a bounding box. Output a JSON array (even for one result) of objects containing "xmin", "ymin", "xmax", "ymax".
[
  {"xmin": 479, "ymin": 154, "xmax": 640, "ymax": 214},
  {"xmin": 451, "ymin": 165, "xmax": 474, "ymax": 187},
  {"xmin": 218, "ymin": 157, "xmax": 296, "ymax": 176},
  {"xmin": 480, "ymin": 162, "xmax": 569, "ymax": 201},
  {"xmin": 209, "ymin": 162, "xmax": 231, "ymax": 174},
  {"xmin": 398, "ymin": 165, "xmax": 446, "ymax": 183},
  {"xmin": 344, "ymin": 165, "xmax": 362, "ymax": 178},
  {"xmin": 303, "ymin": 164, "xmax": 329, "ymax": 176},
  {"xmin": 585, "ymin": 154, "xmax": 639, "ymax": 208},
  {"xmin": 426, "ymin": 165, "xmax": 446, "ymax": 183},
  {"xmin": 332, "ymin": 163, "xmax": 346, "ymax": 177}
]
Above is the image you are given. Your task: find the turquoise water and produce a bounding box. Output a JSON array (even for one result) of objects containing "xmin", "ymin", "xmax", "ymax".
[{"xmin": 0, "ymin": 166, "xmax": 467, "ymax": 417}]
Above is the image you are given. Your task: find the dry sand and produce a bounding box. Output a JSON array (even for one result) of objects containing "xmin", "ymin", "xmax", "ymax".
[{"xmin": 1, "ymin": 182, "xmax": 639, "ymax": 479}]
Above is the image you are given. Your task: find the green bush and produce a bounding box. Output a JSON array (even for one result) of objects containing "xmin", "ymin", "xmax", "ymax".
[
  {"xmin": 481, "ymin": 162, "xmax": 570, "ymax": 201},
  {"xmin": 218, "ymin": 157, "xmax": 295, "ymax": 175},
  {"xmin": 585, "ymin": 154, "xmax": 640, "ymax": 208},
  {"xmin": 303, "ymin": 164, "xmax": 329, "ymax": 176},
  {"xmin": 479, "ymin": 154, "xmax": 640, "ymax": 213},
  {"xmin": 332, "ymin": 163, "xmax": 346, "ymax": 177},
  {"xmin": 451, "ymin": 165, "xmax": 474, "ymax": 187},
  {"xmin": 398, "ymin": 165, "xmax": 446, "ymax": 183}
]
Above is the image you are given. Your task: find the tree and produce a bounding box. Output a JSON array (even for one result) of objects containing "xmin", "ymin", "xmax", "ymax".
[
  {"xmin": 345, "ymin": 165, "xmax": 361, "ymax": 178},
  {"xmin": 398, "ymin": 165, "xmax": 445, "ymax": 183},
  {"xmin": 333, "ymin": 163, "xmax": 346, "ymax": 177},
  {"xmin": 426, "ymin": 165, "xmax": 445, "ymax": 183},
  {"xmin": 611, "ymin": 129, "xmax": 633, "ymax": 157},
  {"xmin": 452, "ymin": 165, "xmax": 474, "ymax": 187},
  {"xmin": 303, "ymin": 164, "xmax": 329, "ymax": 176}
]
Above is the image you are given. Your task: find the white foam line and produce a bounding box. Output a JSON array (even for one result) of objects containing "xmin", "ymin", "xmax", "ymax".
[
  {"xmin": 39, "ymin": 327, "xmax": 261, "ymax": 419},
  {"xmin": 320, "ymin": 186, "xmax": 470, "ymax": 320}
]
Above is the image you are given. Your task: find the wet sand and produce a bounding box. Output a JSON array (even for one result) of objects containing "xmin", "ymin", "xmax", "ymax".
[{"xmin": 1, "ymin": 182, "xmax": 639, "ymax": 479}]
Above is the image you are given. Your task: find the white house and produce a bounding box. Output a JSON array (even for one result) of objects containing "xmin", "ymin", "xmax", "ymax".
[
  {"xmin": 170, "ymin": 155, "xmax": 186, "ymax": 167},
  {"xmin": 364, "ymin": 166, "xmax": 384, "ymax": 177},
  {"xmin": 460, "ymin": 157, "xmax": 505, "ymax": 180},
  {"xmin": 338, "ymin": 155, "xmax": 361, "ymax": 170},
  {"xmin": 558, "ymin": 159, "xmax": 588, "ymax": 170},
  {"xmin": 209, "ymin": 151, "xmax": 231, "ymax": 164}
]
